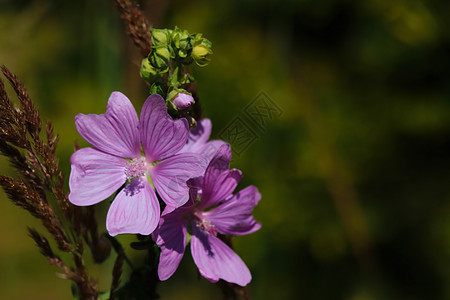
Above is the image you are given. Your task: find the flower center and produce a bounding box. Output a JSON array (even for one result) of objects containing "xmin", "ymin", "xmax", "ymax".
[
  {"xmin": 125, "ymin": 158, "xmax": 147, "ymax": 179},
  {"xmin": 196, "ymin": 218, "xmax": 217, "ymax": 236}
]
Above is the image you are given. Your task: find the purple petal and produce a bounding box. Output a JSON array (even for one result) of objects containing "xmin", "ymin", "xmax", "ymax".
[
  {"xmin": 180, "ymin": 119, "xmax": 228, "ymax": 163},
  {"xmin": 182, "ymin": 118, "xmax": 212, "ymax": 153},
  {"xmin": 106, "ymin": 178, "xmax": 160, "ymax": 236},
  {"xmin": 140, "ymin": 94, "xmax": 189, "ymax": 162},
  {"xmin": 186, "ymin": 176, "xmax": 203, "ymax": 191},
  {"xmin": 161, "ymin": 191, "xmax": 196, "ymax": 216},
  {"xmin": 199, "ymin": 144, "xmax": 242, "ymax": 210},
  {"xmin": 198, "ymin": 168, "xmax": 241, "ymax": 210},
  {"xmin": 200, "ymin": 186, "xmax": 261, "ymax": 235},
  {"xmin": 69, "ymin": 148, "xmax": 127, "ymax": 206},
  {"xmin": 198, "ymin": 140, "xmax": 229, "ymax": 163},
  {"xmin": 151, "ymin": 153, "xmax": 207, "ymax": 208},
  {"xmin": 152, "ymin": 215, "xmax": 188, "ymax": 280},
  {"xmin": 75, "ymin": 92, "xmax": 140, "ymax": 158},
  {"xmin": 190, "ymin": 226, "xmax": 252, "ymax": 286}
]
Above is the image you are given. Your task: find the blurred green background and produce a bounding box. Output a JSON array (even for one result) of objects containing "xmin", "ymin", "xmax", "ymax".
[{"xmin": 1, "ymin": 0, "xmax": 450, "ymax": 299}]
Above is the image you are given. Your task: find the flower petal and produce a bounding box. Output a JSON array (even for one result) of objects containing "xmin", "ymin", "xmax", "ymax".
[
  {"xmin": 140, "ymin": 94, "xmax": 189, "ymax": 162},
  {"xmin": 151, "ymin": 153, "xmax": 207, "ymax": 208},
  {"xmin": 152, "ymin": 215, "xmax": 188, "ymax": 281},
  {"xmin": 161, "ymin": 191, "xmax": 196, "ymax": 216},
  {"xmin": 69, "ymin": 148, "xmax": 127, "ymax": 206},
  {"xmin": 75, "ymin": 92, "xmax": 140, "ymax": 158},
  {"xmin": 106, "ymin": 178, "xmax": 160, "ymax": 236},
  {"xmin": 180, "ymin": 119, "xmax": 228, "ymax": 163},
  {"xmin": 199, "ymin": 144, "xmax": 242, "ymax": 210},
  {"xmin": 201, "ymin": 186, "xmax": 261, "ymax": 235},
  {"xmin": 182, "ymin": 118, "xmax": 212, "ymax": 153},
  {"xmin": 190, "ymin": 226, "xmax": 252, "ymax": 286},
  {"xmin": 198, "ymin": 140, "xmax": 229, "ymax": 163}
]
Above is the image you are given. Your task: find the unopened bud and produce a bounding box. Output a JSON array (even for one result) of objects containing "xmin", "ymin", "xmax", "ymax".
[
  {"xmin": 149, "ymin": 46, "xmax": 171, "ymax": 72},
  {"xmin": 140, "ymin": 58, "xmax": 159, "ymax": 80},
  {"xmin": 192, "ymin": 44, "xmax": 212, "ymax": 67},
  {"xmin": 172, "ymin": 27, "xmax": 192, "ymax": 58},
  {"xmin": 151, "ymin": 28, "xmax": 171, "ymax": 46},
  {"xmin": 172, "ymin": 93, "xmax": 194, "ymax": 110}
]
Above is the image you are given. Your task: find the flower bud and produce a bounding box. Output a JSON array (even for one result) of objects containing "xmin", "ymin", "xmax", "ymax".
[
  {"xmin": 172, "ymin": 28, "xmax": 192, "ymax": 58},
  {"xmin": 151, "ymin": 28, "xmax": 171, "ymax": 46},
  {"xmin": 149, "ymin": 46, "xmax": 171, "ymax": 72},
  {"xmin": 172, "ymin": 93, "xmax": 194, "ymax": 110},
  {"xmin": 190, "ymin": 34, "xmax": 212, "ymax": 67},
  {"xmin": 192, "ymin": 44, "xmax": 212, "ymax": 67},
  {"xmin": 140, "ymin": 58, "xmax": 159, "ymax": 80}
]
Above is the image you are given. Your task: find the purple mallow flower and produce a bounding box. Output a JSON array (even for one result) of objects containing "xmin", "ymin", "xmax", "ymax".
[
  {"xmin": 172, "ymin": 93, "xmax": 194, "ymax": 110},
  {"xmin": 69, "ymin": 92, "xmax": 206, "ymax": 236},
  {"xmin": 153, "ymin": 144, "xmax": 261, "ymax": 286},
  {"xmin": 179, "ymin": 118, "xmax": 227, "ymax": 163}
]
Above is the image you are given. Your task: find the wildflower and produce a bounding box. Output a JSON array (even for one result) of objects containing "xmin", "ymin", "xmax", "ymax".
[
  {"xmin": 153, "ymin": 144, "xmax": 261, "ymax": 286},
  {"xmin": 179, "ymin": 118, "xmax": 228, "ymax": 162},
  {"xmin": 69, "ymin": 92, "xmax": 206, "ymax": 236}
]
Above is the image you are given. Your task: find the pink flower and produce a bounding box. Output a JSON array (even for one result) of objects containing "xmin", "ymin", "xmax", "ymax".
[
  {"xmin": 152, "ymin": 144, "xmax": 261, "ymax": 286},
  {"xmin": 69, "ymin": 92, "xmax": 206, "ymax": 236}
]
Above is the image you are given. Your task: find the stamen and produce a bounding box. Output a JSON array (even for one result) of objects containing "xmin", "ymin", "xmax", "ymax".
[
  {"xmin": 196, "ymin": 219, "xmax": 217, "ymax": 236},
  {"xmin": 125, "ymin": 158, "xmax": 147, "ymax": 179}
]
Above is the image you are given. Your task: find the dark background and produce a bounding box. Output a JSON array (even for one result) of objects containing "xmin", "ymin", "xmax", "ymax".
[{"xmin": 1, "ymin": 0, "xmax": 450, "ymax": 299}]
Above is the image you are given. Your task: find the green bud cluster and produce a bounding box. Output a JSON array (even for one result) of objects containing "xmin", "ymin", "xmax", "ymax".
[
  {"xmin": 140, "ymin": 27, "xmax": 213, "ymax": 82},
  {"xmin": 140, "ymin": 27, "xmax": 212, "ymax": 120}
]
